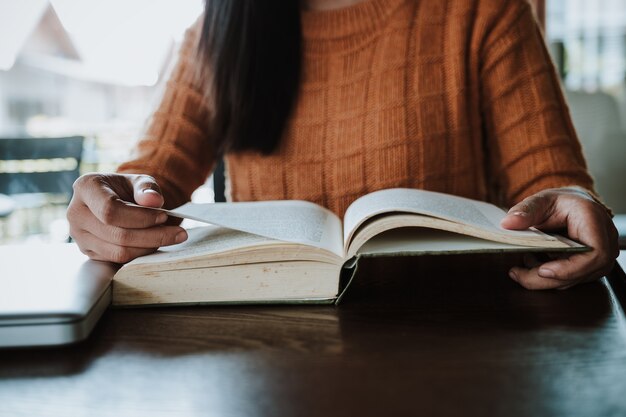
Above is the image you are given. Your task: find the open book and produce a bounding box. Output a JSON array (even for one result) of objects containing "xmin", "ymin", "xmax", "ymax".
[{"xmin": 113, "ymin": 188, "xmax": 584, "ymax": 306}]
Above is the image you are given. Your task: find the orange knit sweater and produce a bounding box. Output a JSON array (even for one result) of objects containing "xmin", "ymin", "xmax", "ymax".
[{"xmin": 118, "ymin": 0, "xmax": 594, "ymax": 217}]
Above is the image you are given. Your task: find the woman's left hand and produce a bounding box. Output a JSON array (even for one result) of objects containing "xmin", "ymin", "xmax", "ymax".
[{"xmin": 500, "ymin": 187, "xmax": 619, "ymax": 289}]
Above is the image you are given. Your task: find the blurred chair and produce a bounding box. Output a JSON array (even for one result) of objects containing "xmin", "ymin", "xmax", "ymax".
[
  {"xmin": 565, "ymin": 90, "xmax": 626, "ymax": 247},
  {"xmin": 0, "ymin": 136, "xmax": 84, "ymax": 238},
  {"xmin": 0, "ymin": 194, "xmax": 15, "ymax": 217},
  {"xmin": 0, "ymin": 193, "xmax": 16, "ymax": 241},
  {"xmin": 213, "ymin": 157, "xmax": 226, "ymax": 203}
]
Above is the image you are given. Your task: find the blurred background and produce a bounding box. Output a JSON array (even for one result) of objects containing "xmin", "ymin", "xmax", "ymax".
[
  {"xmin": 0, "ymin": 0, "xmax": 624, "ymax": 245},
  {"xmin": 0, "ymin": 0, "xmax": 206, "ymax": 244}
]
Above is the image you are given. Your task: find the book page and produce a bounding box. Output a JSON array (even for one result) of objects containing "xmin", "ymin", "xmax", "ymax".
[
  {"xmin": 126, "ymin": 226, "xmax": 278, "ymax": 266},
  {"xmin": 358, "ymin": 228, "xmax": 534, "ymax": 255},
  {"xmin": 164, "ymin": 200, "xmax": 344, "ymax": 256},
  {"xmin": 356, "ymin": 228, "xmax": 581, "ymax": 257},
  {"xmin": 343, "ymin": 188, "xmax": 549, "ymax": 249}
]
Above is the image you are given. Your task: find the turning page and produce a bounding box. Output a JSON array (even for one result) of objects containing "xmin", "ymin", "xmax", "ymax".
[
  {"xmin": 164, "ymin": 200, "xmax": 344, "ymax": 257},
  {"xmin": 126, "ymin": 226, "xmax": 279, "ymax": 266}
]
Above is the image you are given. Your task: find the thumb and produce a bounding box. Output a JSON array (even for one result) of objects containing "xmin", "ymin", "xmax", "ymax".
[
  {"xmin": 131, "ymin": 175, "xmax": 164, "ymax": 208},
  {"xmin": 501, "ymin": 194, "xmax": 555, "ymax": 230}
]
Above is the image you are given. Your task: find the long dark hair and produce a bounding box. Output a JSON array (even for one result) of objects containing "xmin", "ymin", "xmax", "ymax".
[{"xmin": 198, "ymin": 0, "xmax": 302, "ymax": 155}]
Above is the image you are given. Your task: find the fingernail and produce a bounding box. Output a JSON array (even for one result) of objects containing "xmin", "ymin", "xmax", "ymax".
[
  {"xmin": 509, "ymin": 211, "xmax": 528, "ymax": 217},
  {"xmin": 509, "ymin": 269, "xmax": 519, "ymax": 282},
  {"xmin": 175, "ymin": 231, "xmax": 188, "ymax": 244},
  {"xmin": 142, "ymin": 188, "xmax": 159, "ymax": 195},
  {"xmin": 538, "ymin": 267, "xmax": 556, "ymax": 278},
  {"xmin": 156, "ymin": 213, "xmax": 168, "ymax": 224}
]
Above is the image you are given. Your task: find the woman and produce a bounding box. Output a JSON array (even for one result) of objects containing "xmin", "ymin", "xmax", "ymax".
[{"xmin": 67, "ymin": 0, "xmax": 619, "ymax": 290}]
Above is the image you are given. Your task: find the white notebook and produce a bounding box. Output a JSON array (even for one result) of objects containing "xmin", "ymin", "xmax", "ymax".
[{"xmin": 0, "ymin": 244, "xmax": 115, "ymax": 348}]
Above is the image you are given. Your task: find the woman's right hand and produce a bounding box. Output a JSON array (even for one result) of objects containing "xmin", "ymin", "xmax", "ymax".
[{"xmin": 67, "ymin": 173, "xmax": 188, "ymax": 263}]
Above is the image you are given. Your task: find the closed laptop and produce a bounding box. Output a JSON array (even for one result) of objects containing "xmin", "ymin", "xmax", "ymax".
[{"xmin": 0, "ymin": 244, "xmax": 115, "ymax": 348}]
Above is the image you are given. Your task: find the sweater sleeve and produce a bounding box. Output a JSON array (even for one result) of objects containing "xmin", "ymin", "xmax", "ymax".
[
  {"xmin": 479, "ymin": 0, "xmax": 596, "ymax": 207},
  {"xmin": 117, "ymin": 18, "xmax": 215, "ymax": 209}
]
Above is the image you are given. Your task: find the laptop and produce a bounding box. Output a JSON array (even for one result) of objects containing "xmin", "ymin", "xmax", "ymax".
[{"xmin": 0, "ymin": 243, "xmax": 115, "ymax": 348}]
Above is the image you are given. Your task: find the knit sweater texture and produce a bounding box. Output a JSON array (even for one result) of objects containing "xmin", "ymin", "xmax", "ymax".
[{"xmin": 118, "ymin": 0, "xmax": 595, "ymax": 216}]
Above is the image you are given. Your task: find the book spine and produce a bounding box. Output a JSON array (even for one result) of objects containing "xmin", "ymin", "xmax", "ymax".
[{"xmin": 335, "ymin": 257, "xmax": 359, "ymax": 305}]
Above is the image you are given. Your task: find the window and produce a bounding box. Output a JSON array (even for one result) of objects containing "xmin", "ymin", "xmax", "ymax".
[{"xmin": 547, "ymin": 0, "xmax": 626, "ymax": 213}]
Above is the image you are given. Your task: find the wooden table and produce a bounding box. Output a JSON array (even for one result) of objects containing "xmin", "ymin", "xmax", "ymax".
[{"xmin": 1, "ymin": 254, "xmax": 625, "ymax": 417}]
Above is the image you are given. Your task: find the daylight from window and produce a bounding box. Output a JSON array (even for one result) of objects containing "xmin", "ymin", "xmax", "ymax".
[{"xmin": 0, "ymin": 0, "xmax": 203, "ymax": 243}]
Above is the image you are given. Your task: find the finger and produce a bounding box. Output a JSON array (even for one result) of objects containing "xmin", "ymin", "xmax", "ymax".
[
  {"xmin": 509, "ymin": 266, "xmax": 574, "ymax": 290},
  {"xmin": 90, "ymin": 222, "xmax": 187, "ymax": 249},
  {"xmin": 83, "ymin": 189, "xmax": 168, "ymax": 229},
  {"xmin": 73, "ymin": 229, "xmax": 157, "ymax": 263},
  {"xmin": 500, "ymin": 193, "xmax": 555, "ymax": 230},
  {"xmin": 536, "ymin": 251, "xmax": 615, "ymax": 282},
  {"xmin": 554, "ymin": 263, "xmax": 609, "ymax": 290},
  {"xmin": 131, "ymin": 175, "xmax": 165, "ymax": 208},
  {"xmin": 70, "ymin": 203, "xmax": 187, "ymax": 248},
  {"xmin": 74, "ymin": 174, "xmax": 168, "ymax": 228},
  {"xmin": 536, "ymin": 206, "xmax": 614, "ymax": 281}
]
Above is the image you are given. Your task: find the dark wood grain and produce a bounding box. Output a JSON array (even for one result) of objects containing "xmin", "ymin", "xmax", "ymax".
[{"xmin": 1, "ymin": 254, "xmax": 625, "ymax": 417}]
